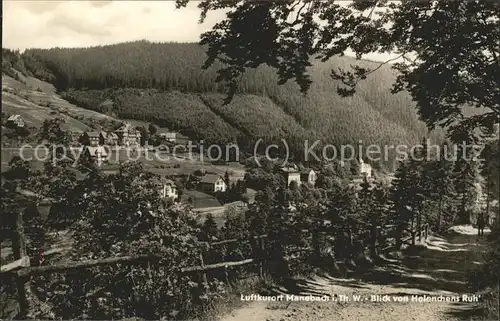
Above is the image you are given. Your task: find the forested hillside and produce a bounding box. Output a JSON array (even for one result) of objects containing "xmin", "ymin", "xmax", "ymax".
[{"xmin": 4, "ymin": 42, "xmax": 444, "ymax": 167}]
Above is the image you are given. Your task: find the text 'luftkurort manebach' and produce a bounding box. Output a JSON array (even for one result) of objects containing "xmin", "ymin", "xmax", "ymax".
[{"xmin": 241, "ymin": 294, "xmax": 481, "ymax": 303}]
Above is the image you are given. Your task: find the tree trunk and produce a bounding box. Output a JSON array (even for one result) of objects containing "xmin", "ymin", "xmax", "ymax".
[
  {"xmin": 486, "ymin": 181, "xmax": 490, "ymax": 226},
  {"xmin": 417, "ymin": 211, "xmax": 422, "ymax": 242},
  {"xmin": 437, "ymin": 198, "xmax": 442, "ymax": 231},
  {"xmin": 497, "ymin": 136, "xmax": 500, "ymax": 228},
  {"xmin": 346, "ymin": 227, "xmax": 353, "ymax": 261},
  {"xmin": 369, "ymin": 216, "xmax": 377, "ymax": 258},
  {"xmin": 395, "ymin": 222, "xmax": 403, "ymax": 250},
  {"xmin": 460, "ymin": 192, "xmax": 469, "ymax": 224},
  {"xmin": 12, "ymin": 210, "xmax": 31, "ymax": 318},
  {"xmin": 411, "ymin": 216, "xmax": 416, "ymax": 246}
]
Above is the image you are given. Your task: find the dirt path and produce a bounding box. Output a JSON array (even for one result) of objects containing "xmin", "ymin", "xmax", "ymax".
[{"xmin": 221, "ymin": 229, "xmax": 487, "ymax": 321}]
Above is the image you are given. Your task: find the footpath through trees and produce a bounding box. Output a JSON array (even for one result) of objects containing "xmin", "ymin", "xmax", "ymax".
[{"xmin": 221, "ymin": 228, "xmax": 488, "ymax": 321}]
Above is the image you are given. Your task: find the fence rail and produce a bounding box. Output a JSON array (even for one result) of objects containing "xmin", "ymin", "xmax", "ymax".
[{"xmin": 0, "ymin": 210, "xmax": 429, "ymax": 319}]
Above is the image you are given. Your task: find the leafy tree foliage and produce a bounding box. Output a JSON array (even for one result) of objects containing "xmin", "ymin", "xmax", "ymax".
[
  {"xmin": 148, "ymin": 123, "xmax": 157, "ymax": 135},
  {"xmin": 177, "ymin": 4, "xmax": 500, "ymax": 286},
  {"xmin": 175, "ymin": 0, "xmax": 499, "ymax": 135},
  {"xmin": 357, "ymin": 177, "xmax": 390, "ymax": 258},
  {"xmin": 390, "ymin": 154, "xmax": 426, "ymax": 246},
  {"xmin": 2, "ymin": 156, "xmax": 32, "ymax": 183},
  {"xmin": 199, "ymin": 214, "xmax": 219, "ymax": 242},
  {"xmin": 28, "ymin": 162, "xmax": 216, "ymax": 320},
  {"xmin": 177, "ymin": 7, "xmax": 500, "ymax": 293},
  {"xmin": 423, "ymin": 150, "xmax": 457, "ymax": 231},
  {"xmin": 1, "ymin": 48, "xmax": 30, "ymax": 78},
  {"xmin": 453, "ymin": 141, "xmax": 482, "ymax": 225},
  {"xmin": 37, "ymin": 117, "xmax": 71, "ymax": 145},
  {"xmin": 481, "ymin": 137, "xmax": 500, "ymax": 205}
]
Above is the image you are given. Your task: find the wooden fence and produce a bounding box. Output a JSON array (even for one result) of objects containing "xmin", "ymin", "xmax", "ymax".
[{"xmin": 1, "ymin": 210, "xmax": 429, "ymax": 318}]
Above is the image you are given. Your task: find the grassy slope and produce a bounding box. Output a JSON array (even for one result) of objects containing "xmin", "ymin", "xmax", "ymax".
[
  {"xmin": 1, "ymin": 72, "xmax": 120, "ymax": 171},
  {"xmin": 1, "ymin": 72, "xmax": 117, "ymax": 130}
]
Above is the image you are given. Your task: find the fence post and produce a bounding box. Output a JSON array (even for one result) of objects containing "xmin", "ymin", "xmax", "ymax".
[
  {"xmin": 224, "ymin": 265, "xmax": 229, "ymax": 285},
  {"xmin": 199, "ymin": 250, "xmax": 208, "ymax": 285},
  {"xmin": 11, "ymin": 210, "xmax": 31, "ymax": 318},
  {"xmin": 259, "ymin": 236, "xmax": 265, "ymax": 278},
  {"xmin": 347, "ymin": 226, "xmax": 353, "ymax": 262},
  {"xmin": 425, "ymin": 224, "xmax": 429, "ymax": 240},
  {"xmin": 411, "ymin": 218, "xmax": 416, "ymax": 246}
]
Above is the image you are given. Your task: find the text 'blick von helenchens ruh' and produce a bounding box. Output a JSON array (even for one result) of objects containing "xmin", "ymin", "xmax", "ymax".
[{"xmin": 240, "ymin": 294, "xmax": 481, "ymax": 303}]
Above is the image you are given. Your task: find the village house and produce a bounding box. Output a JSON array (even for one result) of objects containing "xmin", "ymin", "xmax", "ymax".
[
  {"xmin": 6, "ymin": 115, "xmax": 25, "ymax": 128},
  {"xmin": 359, "ymin": 158, "xmax": 372, "ymax": 178},
  {"xmin": 115, "ymin": 123, "xmax": 142, "ymax": 146},
  {"xmin": 115, "ymin": 124, "xmax": 129, "ymax": 145},
  {"xmin": 154, "ymin": 177, "xmax": 179, "ymax": 200},
  {"xmin": 300, "ymin": 169, "xmax": 317, "ymax": 186},
  {"xmin": 164, "ymin": 180, "xmax": 179, "ymax": 200},
  {"xmin": 199, "ymin": 174, "xmax": 227, "ymax": 194},
  {"xmin": 99, "ymin": 99, "xmax": 114, "ymax": 115},
  {"xmin": 70, "ymin": 131, "xmax": 83, "ymax": 145},
  {"xmin": 81, "ymin": 132, "xmax": 102, "ymax": 146},
  {"xmin": 159, "ymin": 132, "xmax": 177, "ymax": 143},
  {"xmin": 101, "ymin": 131, "xmax": 119, "ymax": 146},
  {"xmin": 84, "ymin": 146, "xmax": 108, "ymax": 163},
  {"xmin": 127, "ymin": 131, "xmax": 142, "ymax": 146},
  {"xmin": 280, "ymin": 167, "xmax": 302, "ymax": 187}
]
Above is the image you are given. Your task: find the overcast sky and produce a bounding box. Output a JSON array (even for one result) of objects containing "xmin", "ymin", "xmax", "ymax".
[{"xmin": 3, "ymin": 0, "xmax": 392, "ymax": 62}]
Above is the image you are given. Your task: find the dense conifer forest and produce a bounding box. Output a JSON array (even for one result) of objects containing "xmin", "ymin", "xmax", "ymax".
[{"xmin": 3, "ymin": 42, "xmax": 444, "ymax": 167}]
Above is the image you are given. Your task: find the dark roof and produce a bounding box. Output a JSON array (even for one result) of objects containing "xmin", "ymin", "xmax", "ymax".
[
  {"xmin": 115, "ymin": 123, "xmax": 131, "ymax": 132},
  {"xmin": 100, "ymin": 132, "xmax": 118, "ymax": 139},
  {"xmin": 86, "ymin": 146, "xmax": 108, "ymax": 156},
  {"xmin": 156, "ymin": 127, "xmax": 175, "ymax": 134},
  {"xmin": 200, "ymin": 174, "xmax": 224, "ymax": 184},
  {"xmin": 86, "ymin": 131, "xmax": 100, "ymax": 138},
  {"xmin": 159, "ymin": 132, "xmax": 176, "ymax": 137},
  {"xmin": 300, "ymin": 168, "xmax": 314, "ymax": 175},
  {"xmin": 7, "ymin": 115, "xmax": 22, "ymax": 121},
  {"xmin": 151, "ymin": 176, "xmax": 176, "ymax": 186}
]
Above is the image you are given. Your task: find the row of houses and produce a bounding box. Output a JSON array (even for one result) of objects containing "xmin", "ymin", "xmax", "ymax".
[
  {"xmin": 75, "ymin": 124, "xmax": 183, "ymax": 148},
  {"xmin": 281, "ymin": 159, "xmax": 372, "ymax": 188},
  {"xmin": 77, "ymin": 123, "xmax": 142, "ymax": 147},
  {"xmin": 195, "ymin": 163, "xmax": 371, "ymax": 195},
  {"xmin": 196, "ymin": 168, "xmax": 319, "ymax": 195},
  {"xmin": 280, "ymin": 167, "xmax": 318, "ymax": 187}
]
